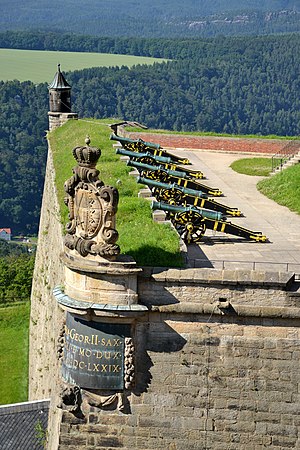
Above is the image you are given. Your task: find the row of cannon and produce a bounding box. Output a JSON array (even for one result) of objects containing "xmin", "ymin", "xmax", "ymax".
[{"xmin": 111, "ymin": 133, "xmax": 268, "ymax": 244}]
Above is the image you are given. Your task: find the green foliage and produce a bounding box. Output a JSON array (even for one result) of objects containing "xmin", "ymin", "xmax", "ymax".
[
  {"xmin": 257, "ymin": 165, "xmax": 300, "ymax": 215},
  {"xmin": 35, "ymin": 419, "xmax": 48, "ymax": 448},
  {"xmin": 49, "ymin": 120, "xmax": 183, "ymax": 267},
  {"xmin": 67, "ymin": 33, "xmax": 300, "ymax": 136},
  {"xmin": 0, "ymin": 79, "xmax": 48, "ymax": 234},
  {"xmin": 0, "ymin": 303, "xmax": 29, "ymax": 404},
  {"xmin": 0, "ymin": 239, "xmax": 29, "ymax": 257},
  {"xmin": 230, "ymin": 158, "xmax": 274, "ymax": 176},
  {"xmin": 0, "ymin": 2, "xmax": 299, "ymax": 38},
  {"xmin": 0, "ymin": 254, "xmax": 35, "ymax": 303}
]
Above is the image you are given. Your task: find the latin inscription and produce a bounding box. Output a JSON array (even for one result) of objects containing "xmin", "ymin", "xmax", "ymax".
[{"xmin": 62, "ymin": 314, "xmax": 130, "ymax": 389}]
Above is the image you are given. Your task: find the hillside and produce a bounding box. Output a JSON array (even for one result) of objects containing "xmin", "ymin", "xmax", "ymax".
[{"xmin": 0, "ymin": 0, "xmax": 299, "ymax": 37}]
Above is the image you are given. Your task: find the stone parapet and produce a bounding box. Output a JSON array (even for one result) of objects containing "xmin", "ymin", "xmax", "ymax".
[
  {"xmin": 48, "ymin": 112, "xmax": 78, "ymax": 131},
  {"xmin": 62, "ymin": 252, "xmax": 142, "ymax": 306}
]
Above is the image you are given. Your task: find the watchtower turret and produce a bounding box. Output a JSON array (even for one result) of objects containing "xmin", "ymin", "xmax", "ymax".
[{"xmin": 48, "ymin": 64, "xmax": 78, "ymax": 131}]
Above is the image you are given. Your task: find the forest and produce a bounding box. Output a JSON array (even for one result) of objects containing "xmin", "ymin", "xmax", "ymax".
[
  {"xmin": 0, "ymin": 0, "xmax": 299, "ymax": 37},
  {"xmin": 0, "ymin": 32, "xmax": 299, "ymax": 235},
  {"xmin": 0, "ymin": 240, "xmax": 35, "ymax": 303}
]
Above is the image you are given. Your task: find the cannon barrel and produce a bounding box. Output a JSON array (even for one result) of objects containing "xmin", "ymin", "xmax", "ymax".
[
  {"xmin": 116, "ymin": 148, "xmax": 172, "ymax": 164},
  {"xmin": 111, "ymin": 132, "xmax": 190, "ymax": 165},
  {"xmin": 129, "ymin": 160, "xmax": 222, "ymax": 196},
  {"xmin": 138, "ymin": 176, "xmax": 207, "ymax": 198},
  {"xmin": 110, "ymin": 132, "xmax": 160, "ymax": 150},
  {"xmin": 151, "ymin": 200, "xmax": 225, "ymax": 222},
  {"xmin": 127, "ymin": 159, "xmax": 189, "ymax": 179}
]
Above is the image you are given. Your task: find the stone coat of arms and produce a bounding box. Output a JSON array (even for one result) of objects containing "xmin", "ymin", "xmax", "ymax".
[{"xmin": 64, "ymin": 136, "xmax": 120, "ymax": 259}]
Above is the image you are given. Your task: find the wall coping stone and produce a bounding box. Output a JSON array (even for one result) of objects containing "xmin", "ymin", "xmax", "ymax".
[
  {"xmin": 145, "ymin": 268, "xmax": 294, "ymax": 288},
  {"xmin": 53, "ymin": 286, "xmax": 148, "ymax": 315}
]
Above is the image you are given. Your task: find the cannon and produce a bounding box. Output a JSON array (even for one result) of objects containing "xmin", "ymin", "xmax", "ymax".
[
  {"xmin": 138, "ymin": 176, "xmax": 241, "ymax": 216},
  {"xmin": 127, "ymin": 159, "xmax": 222, "ymax": 196},
  {"xmin": 116, "ymin": 148, "xmax": 204, "ymax": 179},
  {"xmin": 116, "ymin": 148, "xmax": 173, "ymax": 164},
  {"xmin": 110, "ymin": 132, "xmax": 190, "ymax": 165},
  {"xmin": 152, "ymin": 201, "xmax": 268, "ymax": 244}
]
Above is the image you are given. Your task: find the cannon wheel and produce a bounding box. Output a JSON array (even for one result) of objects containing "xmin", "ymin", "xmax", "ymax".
[
  {"xmin": 174, "ymin": 210, "xmax": 206, "ymax": 244},
  {"xmin": 160, "ymin": 187, "xmax": 183, "ymax": 204}
]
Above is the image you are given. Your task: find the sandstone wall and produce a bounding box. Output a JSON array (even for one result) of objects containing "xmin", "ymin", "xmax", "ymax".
[
  {"xmin": 29, "ymin": 141, "xmax": 65, "ymax": 449},
  {"xmin": 56, "ymin": 269, "xmax": 300, "ymax": 450},
  {"xmin": 29, "ymin": 136, "xmax": 300, "ymax": 450}
]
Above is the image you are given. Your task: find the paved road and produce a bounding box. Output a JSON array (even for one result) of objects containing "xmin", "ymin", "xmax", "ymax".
[{"xmin": 180, "ymin": 150, "xmax": 300, "ymax": 272}]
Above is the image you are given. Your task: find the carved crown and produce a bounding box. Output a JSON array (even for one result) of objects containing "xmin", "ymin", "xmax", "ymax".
[{"xmin": 72, "ymin": 136, "xmax": 101, "ymax": 167}]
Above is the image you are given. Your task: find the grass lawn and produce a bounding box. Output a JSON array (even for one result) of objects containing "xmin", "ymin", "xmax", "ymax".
[
  {"xmin": 0, "ymin": 302, "xmax": 30, "ymax": 404},
  {"xmin": 230, "ymin": 157, "xmax": 275, "ymax": 176},
  {"xmin": 0, "ymin": 48, "xmax": 167, "ymax": 83},
  {"xmin": 49, "ymin": 119, "xmax": 183, "ymax": 267}
]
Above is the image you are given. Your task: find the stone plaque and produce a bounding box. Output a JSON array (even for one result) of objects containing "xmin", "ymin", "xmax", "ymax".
[{"xmin": 62, "ymin": 313, "xmax": 131, "ymax": 390}]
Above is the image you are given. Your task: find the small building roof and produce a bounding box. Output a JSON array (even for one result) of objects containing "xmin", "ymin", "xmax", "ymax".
[
  {"xmin": 0, "ymin": 228, "xmax": 11, "ymax": 234},
  {"xmin": 48, "ymin": 64, "xmax": 71, "ymax": 90},
  {"xmin": 0, "ymin": 399, "xmax": 50, "ymax": 450}
]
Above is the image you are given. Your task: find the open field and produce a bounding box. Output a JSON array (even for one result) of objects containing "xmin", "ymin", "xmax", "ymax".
[
  {"xmin": 0, "ymin": 302, "xmax": 29, "ymax": 404},
  {"xmin": 0, "ymin": 48, "xmax": 167, "ymax": 83}
]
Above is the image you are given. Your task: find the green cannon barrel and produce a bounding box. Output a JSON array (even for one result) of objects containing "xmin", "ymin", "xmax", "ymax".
[
  {"xmin": 152, "ymin": 201, "xmax": 267, "ymax": 242},
  {"xmin": 111, "ymin": 132, "xmax": 161, "ymax": 150},
  {"xmin": 111, "ymin": 132, "xmax": 190, "ymax": 165},
  {"xmin": 129, "ymin": 160, "xmax": 222, "ymax": 196},
  {"xmin": 127, "ymin": 159, "xmax": 190, "ymax": 179},
  {"xmin": 151, "ymin": 200, "xmax": 225, "ymax": 221},
  {"xmin": 140, "ymin": 176, "xmax": 241, "ymax": 216},
  {"xmin": 116, "ymin": 148, "xmax": 172, "ymax": 164},
  {"xmin": 137, "ymin": 176, "xmax": 207, "ymax": 198}
]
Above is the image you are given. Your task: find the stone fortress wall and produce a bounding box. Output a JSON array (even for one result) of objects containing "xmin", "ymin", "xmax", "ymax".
[{"xmin": 29, "ymin": 135, "xmax": 300, "ymax": 450}]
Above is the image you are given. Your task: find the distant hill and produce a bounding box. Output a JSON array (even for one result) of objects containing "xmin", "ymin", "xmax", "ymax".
[{"xmin": 0, "ymin": 0, "xmax": 299, "ymax": 37}]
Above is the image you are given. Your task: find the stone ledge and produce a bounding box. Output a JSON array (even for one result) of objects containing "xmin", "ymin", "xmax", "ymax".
[
  {"xmin": 53, "ymin": 286, "xmax": 148, "ymax": 314},
  {"xmin": 61, "ymin": 252, "xmax": 142, "ymax": 276},
  {"xmin": 147, "ymin": 268, "xmax": 294, "ymax": 288}
]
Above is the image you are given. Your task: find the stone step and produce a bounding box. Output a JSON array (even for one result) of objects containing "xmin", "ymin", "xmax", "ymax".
[
  {"xmin": 129, "ymin": 169, "xmax": 139, "ymax": 178},
  {"xmin": 138, "ymin": 188, "xmax": 152, "ymax": 198},
  {"xmin": 152, "ymin": 209, "xmax": 167, "ymax": 222}
]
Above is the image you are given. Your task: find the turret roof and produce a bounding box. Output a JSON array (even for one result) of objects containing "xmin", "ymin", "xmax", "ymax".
[{"xmin": 48, "ymin": 64, "xmax": 71, "ymax": 90}]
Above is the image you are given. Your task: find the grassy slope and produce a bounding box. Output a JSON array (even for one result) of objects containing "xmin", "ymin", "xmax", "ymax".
[
  {"xmin": 258, "ymin": 164, "xmax": 300, "ymax": 215},
  {"xmin": 49, "ymin": 119, "xmax": 183, "ymax": 267},
  {"xmin": 0, "ymin": 303, "xmax": 30, "ymax": 404},
  {"xmin": 0, "ymin": 49, "xmax": 167, "ymax": 83}
]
